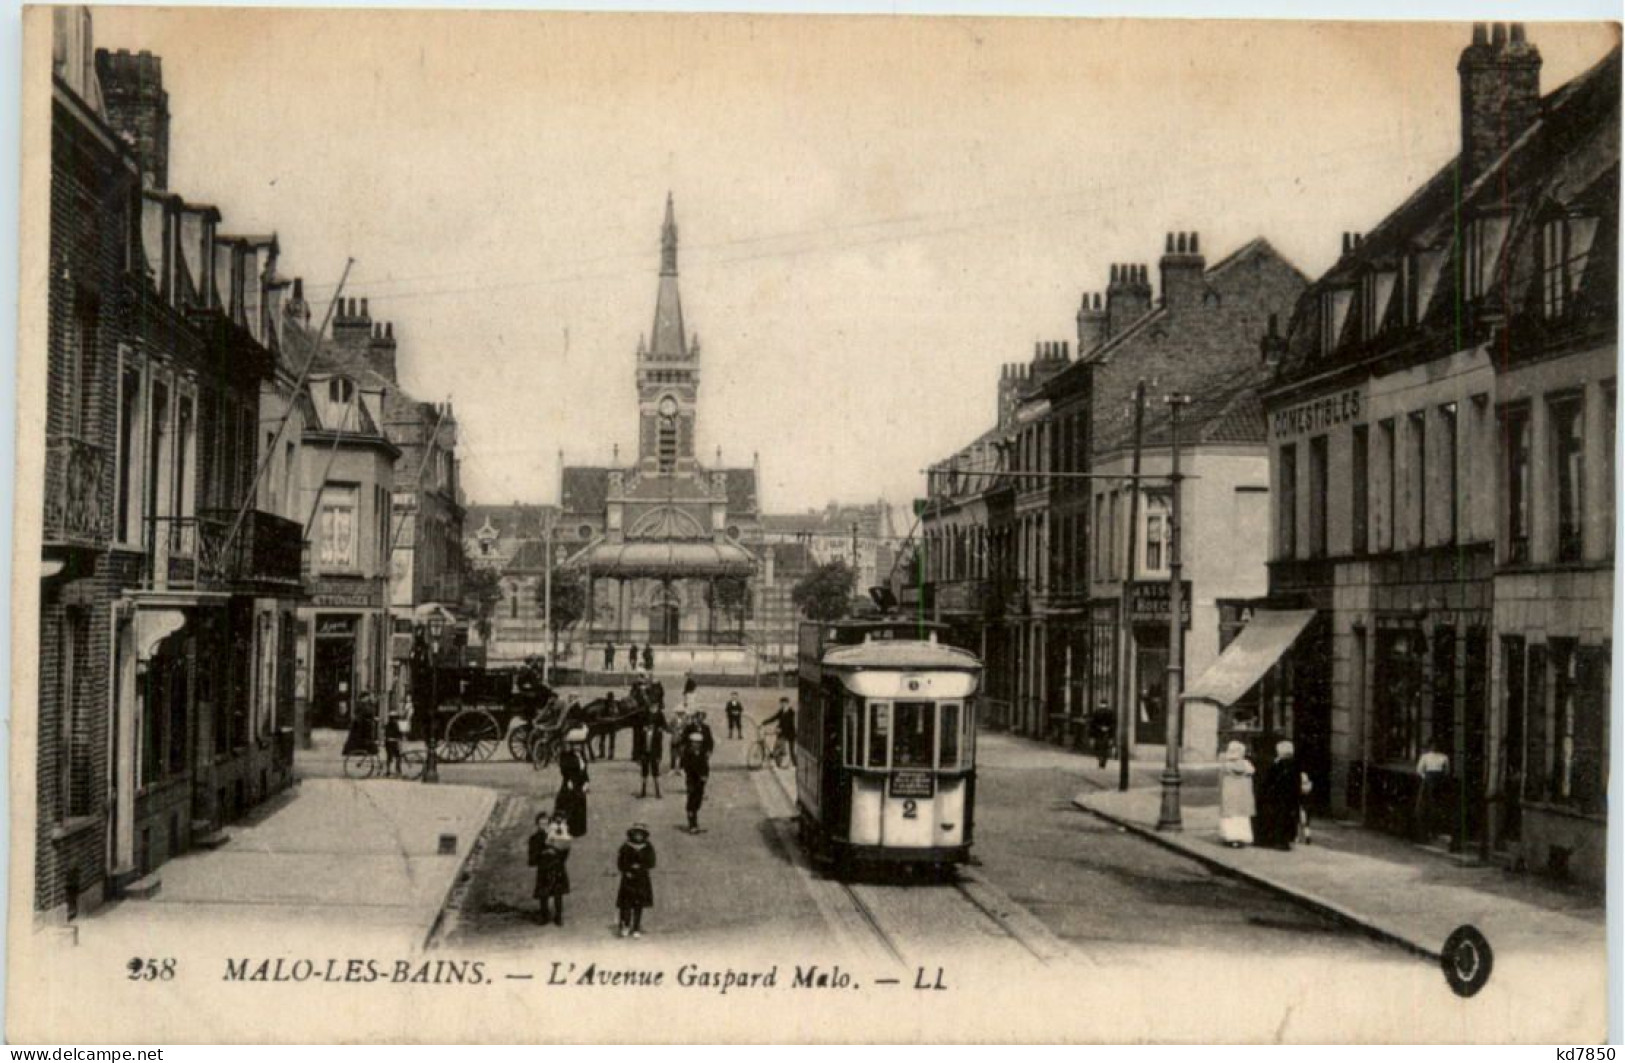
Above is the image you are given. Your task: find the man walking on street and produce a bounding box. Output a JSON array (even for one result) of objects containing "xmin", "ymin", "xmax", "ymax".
[
  {"xmin": 680, "ymin": 728, "xmax": 711, "ymax": 833},
  {"xmin": 635, "ymin": 702, "xmax": 668, "ymax": 799},
  {"xmin": 1088, "ymin": 699, "xmax": 1116, "ymax": 769},
  {"xmin": 604, "ymin": 642, "xmax": 616, "ymax": 671},
  {"xmin": 724, "ymin": 692, "xmax": 745, "ymax": 739}
]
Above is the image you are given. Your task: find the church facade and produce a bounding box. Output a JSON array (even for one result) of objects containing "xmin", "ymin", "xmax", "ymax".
[{"xmin": 558, "ymin": 197, "xmax": 762, "ymax": 668}]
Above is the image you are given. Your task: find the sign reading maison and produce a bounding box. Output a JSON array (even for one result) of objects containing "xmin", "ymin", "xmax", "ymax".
[{"xmin": 1271, "ymin": 389, "xmax": 1362, "ymax": 439}]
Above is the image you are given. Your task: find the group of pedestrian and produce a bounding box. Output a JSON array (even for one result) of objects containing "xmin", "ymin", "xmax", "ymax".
[
  {"xmin": 603, "ymin": 641, "xmax": 656, "ymax": 673},
  {"xmin": 1217, "ymin": 739, "xmax": 1310, "ymax": 851},
  {"xmin": 526, "ymin": 682, "xmax": 728, "ymax": 936}
]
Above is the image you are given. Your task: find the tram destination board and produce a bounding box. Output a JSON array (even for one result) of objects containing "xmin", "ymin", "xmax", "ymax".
[{"xmin": 889, "ymin": 769, "xmax": 935, "ymax": 799}]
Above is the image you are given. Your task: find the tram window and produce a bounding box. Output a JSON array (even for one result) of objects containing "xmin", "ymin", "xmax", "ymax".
[
  {"xmin": 843, "ymin": 697, "xmax": 860, "ymax": 767},
  {"xmin": 965, "ymin": 702, "xmax": 977, "ymax": 766},
  {"xmin": 939, "ymin": 702, "xmax": 960, "ymax": 769},
  {"xmin": 867, "ymin": 703, "xmax": 890, "ymax": 768},
  {"xmin": 893, "ymin": 701, "xmax": 935, "ymax": 769}
]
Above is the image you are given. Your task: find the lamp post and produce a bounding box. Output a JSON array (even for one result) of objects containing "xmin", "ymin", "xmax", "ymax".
[
  {"xmin": 421, "ymin": 614, "xmax": 444, "ymax": 784},
  {"xmin": 1156, "ymin": 393, "xmax": 1191, "ymax": 831},
  {"xmin": 542, "ymin": 516, "xmax": 554, "ymax": 685}
]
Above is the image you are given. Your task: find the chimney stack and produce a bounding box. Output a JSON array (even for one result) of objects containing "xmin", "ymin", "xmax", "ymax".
[
  {"xmin": 95, "ymin": 49, "xmax": 170, "ymax": 190},
  {"xmin": 332, "ymin": 293, "xmax": 373, "ymax": 351},
  {"xmin": 1077, "ymin": 291, "xmax": 1108, "ymax": 355},
  {"xmin": 1106, "ymin": 262, "xmax": 1152, "ymax": 338},
  {"xmin": 1459, "ymin": 22, "xmax": 1542, "ymax": 182},
  {"xmin": 1159, "ymin": 231, "xmax": 1206, "ymax": 311}
]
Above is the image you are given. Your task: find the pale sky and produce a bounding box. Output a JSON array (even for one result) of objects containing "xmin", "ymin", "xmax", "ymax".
[{"xmin": 84, "ymin": 10, "xmax": 1619, "ymax": 515}]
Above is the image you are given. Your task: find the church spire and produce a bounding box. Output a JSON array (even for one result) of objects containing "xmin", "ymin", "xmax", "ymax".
[
  {"xmin": 660, "ymin": 191, "xmax": 678, "ymax": 276},
  {"xmin": 649, "ymin": 193, "xmax": 687, "ymax": 359}
]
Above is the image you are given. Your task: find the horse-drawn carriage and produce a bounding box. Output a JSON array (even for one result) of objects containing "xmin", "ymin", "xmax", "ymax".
[{"xmin": 420, "ymin": 658, "xmax": 650, "ymax": 767}]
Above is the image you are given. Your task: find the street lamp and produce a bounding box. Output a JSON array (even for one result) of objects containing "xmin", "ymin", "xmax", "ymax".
[
  {"xmin": 422, "ymin": 614, "xmax": 444, "ymax": 784},
  {"xmin": 1156, "ymin": 393, "xmax": 1191, "ymax": 831}
]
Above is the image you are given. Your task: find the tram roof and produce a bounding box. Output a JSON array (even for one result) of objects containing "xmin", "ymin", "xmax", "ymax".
[{"xmin": 821, "ymin": 640, "xmax": 981, "ymax": 672}]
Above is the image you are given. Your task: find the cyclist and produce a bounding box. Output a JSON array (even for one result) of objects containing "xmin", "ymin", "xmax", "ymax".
[{"xmin": 760, "ymin": 697, "xmax": 796, "ymax": 766}]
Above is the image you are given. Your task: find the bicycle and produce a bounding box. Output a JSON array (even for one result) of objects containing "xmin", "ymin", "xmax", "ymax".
[
  {"xmin": 342, "ymin": 744, "xmax": 427, "ymax": 781},
  {"xmin": 746, "ymin": 724, "xmax": 788, "ymax": 771}
]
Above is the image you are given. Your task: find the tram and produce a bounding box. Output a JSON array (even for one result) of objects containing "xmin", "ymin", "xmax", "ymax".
[{"xmin": 794, "ymin": 617, "xmax": 982, "ymax": 871}]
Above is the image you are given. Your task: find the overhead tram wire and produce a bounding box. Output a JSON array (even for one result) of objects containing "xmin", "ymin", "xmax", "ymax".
[
  {"xmin": 220, "ymin": 257, "xmax": 355, "ymax": 560},
  {"xmin": 287, "ymin": 132, "xmax": 1445, "ymax": 306}
]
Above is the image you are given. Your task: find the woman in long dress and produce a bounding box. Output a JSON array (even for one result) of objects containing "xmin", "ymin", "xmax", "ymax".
[
  {"xmin": 554, "ymin": 728, "xmax": 591, "ymax": 838},
  {"xmin": 1218, "ymin": 740, "xmax": 1256, "ymax": 847}
]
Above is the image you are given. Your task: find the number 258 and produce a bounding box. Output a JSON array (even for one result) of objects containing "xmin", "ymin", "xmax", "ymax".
[{"xmin": 127, "ymin": 958, "xmax": 176, "ymax": 981}]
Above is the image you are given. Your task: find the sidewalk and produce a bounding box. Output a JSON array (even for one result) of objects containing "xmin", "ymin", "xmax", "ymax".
[
  {"xmin": 1072, "ymin": 770, "xmax": 1605, "ymax": 965},
  {"xmin": 84, "ymin": 770, "xmax": 497, "ymax": 955}
]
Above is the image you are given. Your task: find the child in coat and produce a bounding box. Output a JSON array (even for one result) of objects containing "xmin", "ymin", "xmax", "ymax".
[
  {"xmin": 528, "ymin": 813, "xmax": 570, "ymax": 926},
  {"xmin": 616, "ymin": 823, "xmax": 656, "ymax": 938}
]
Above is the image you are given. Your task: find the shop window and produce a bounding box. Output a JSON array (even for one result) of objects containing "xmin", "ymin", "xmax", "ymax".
[
  {"xmin": 1550, "ymin": 395, "xmax": 1584, "ymax": 563},
  {"xmin": 1524, "ymin": 643, "xmax": 1549, "ymax": 801},
  {"xmin": 1351, "ymin": 424, "xmax": 1369, "ymax": 555},
  {"xmin": 1277, "ymin": 443, "xmax": 1297, "ymax": 559},
  {"xmin": 1373, "ymin": 627, "xmax": 1425, "ymax": 764},
  {"xmin": 1430, "ymin": 626, "xmax": 1457, "ymax": 756},
  {"xmin": 1540, "ymin": 641, "xmax": 1609, "ymax": 814},
  {"xmin": 1501, "ymin": 405, "xmax": 1532, "ymax": 563},
  {"xmin": 1500, "ymin": 636, "xmax": 1526, "ymax": 843}
]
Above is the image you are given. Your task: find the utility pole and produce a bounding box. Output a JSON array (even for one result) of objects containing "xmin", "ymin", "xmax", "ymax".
[
  {"xmin": 1118, "ymin": 381, "xmax": 1146, "ymax": 792},
  {"xmin": 1156, "ymin": 393, "xmax": 1191, "ymax": 831},
  {"xmin": 543, "ymin": 510, "xmax": 555, "ymax": 684}
]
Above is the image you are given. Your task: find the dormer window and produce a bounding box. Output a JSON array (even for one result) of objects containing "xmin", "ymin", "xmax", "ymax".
[
  {"xmin": 1541, "ymin": 214, "xmax": 1601, "ymax": 319},
  {"xmin": 1319, "ymin": 287, "xmax": 1353, "ymax": 355},
  {"xmin": 1463, "ymin": 213, "xmax": 1511, "ymax": 301},
  {"xmin": 328, "ymin": 377, "xmax": 355, "ymax": 406},
  {"xmin": 1360, "ymin": 268, "xmax": 1396, "ymax": 339}
]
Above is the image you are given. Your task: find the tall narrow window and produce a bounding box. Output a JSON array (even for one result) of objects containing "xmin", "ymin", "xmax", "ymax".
[
  {"xmin": 1502, "ymin": 406, "xmax": 1532, "ymax": 563},
  {"xmin": 117, "ymin": 364, "xmax": 141, "ymax": 543},
  {"xmin": 1439, "ymin": 402, "xmax": 1458, "ymax": 544},
  {"xmin": 1551, "ymin": 395, "xmax": 1585, "ymax": 563},
  {"xmin": 1351, "ymin": 424, "xmax": 1370, "ymax": 555},
  {"xmin": 1408, "ymin": 411, "xmax": 1426, "ymax": 547},
  {"xmin": 1541, "ymin": 215, "xmax": 1601, "ymax": 319},
  {"xmin": 1380, "ymin": 419, "xmax": 1396, "ymax": 551},
  {"xmin": 1604, "ymin": 385, "xmax": 1617, "ymax": 559},
  {"xmin": 1308, "ymin": 435, "xmax": 1329, "ymax": 557},
  {"xmin": 318, "ymin": 485, "xmax": 359, "ymax": 569},
  {"xmin": 1277, "ymin": 443, "xmax": 1298, "ymax": 559},
  {"xmin": 1144, "ymin": 495, "xmax": 1168, "ymax": 573},
  {"xmin": 657, "ymin": 415, "xmax": 677, "ymax": 474}
]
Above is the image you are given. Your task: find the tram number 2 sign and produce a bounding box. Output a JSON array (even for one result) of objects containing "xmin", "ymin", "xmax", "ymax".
[{"xmin": 889, "ymin": 770, "xmax": 935, "ymax": 800}]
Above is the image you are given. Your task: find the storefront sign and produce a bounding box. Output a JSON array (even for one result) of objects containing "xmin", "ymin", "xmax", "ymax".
[
  {"xmin": 1128, "ymin": 581, "xmax": 1192, "ymax": 626},
  {"xmin": 1271, "ymin": 388, "xmax": 1362, "ymax": 439},
  {"xmin": 316, "ymin": 615, "xmax": 357, "ymax": 636},
  {"xmin": 310, "ymin": 578, "xmax": 380, "ymax": 609}
]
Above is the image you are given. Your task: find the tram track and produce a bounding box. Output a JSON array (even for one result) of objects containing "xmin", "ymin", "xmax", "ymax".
[{"xmin": 755, "ymin": 759, "xmax": 1074, "ymax": 969}]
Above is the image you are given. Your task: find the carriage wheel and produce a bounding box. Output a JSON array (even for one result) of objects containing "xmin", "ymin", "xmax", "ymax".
[
  {"xmin": 507, "ymin": 723, "xmax": 534, "ymax": 762},
  {"xmin": 446, "ymin": 708, "xmax": 501, "ymax": 763}
]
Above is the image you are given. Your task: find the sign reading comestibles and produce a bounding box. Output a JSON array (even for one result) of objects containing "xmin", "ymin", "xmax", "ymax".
[{"xmin": 1270, "ymin": 388, "xmax": 1362, "ymax": 438}]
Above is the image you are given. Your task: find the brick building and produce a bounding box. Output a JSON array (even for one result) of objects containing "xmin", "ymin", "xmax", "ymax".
[
  {"xmin": 915, "ymin": 234, "xmax": 1303, "ymax": 750},
  {"xmin": 34, "ymin": 27, "xmax": 306, "ymax": 918},
  {"xmin": 38, "ymin": 7, "xmax": 140, "ymax": 920},
  {"xmin": 1258, "ymin": 25, "xmax": 1617, "ymax": 884}
]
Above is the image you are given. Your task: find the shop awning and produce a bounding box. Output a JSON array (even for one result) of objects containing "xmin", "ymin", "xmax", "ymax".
[
  {"xmin": 569, "ymin": 539, "xmax": 756, "ymax": 580},
  {"xmin": 1181, "ymin": 609, "xmax": 1316, "ymax": 707}
]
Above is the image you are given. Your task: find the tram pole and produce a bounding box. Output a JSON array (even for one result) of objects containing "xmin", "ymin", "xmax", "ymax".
[
  {"xmin": 1156, "ymin": 394, "xmax": 1191, "ymax": 831},
  {"xmin": 1118, "ymin": 381, "xmax": 1145, "ymax": 792}
]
